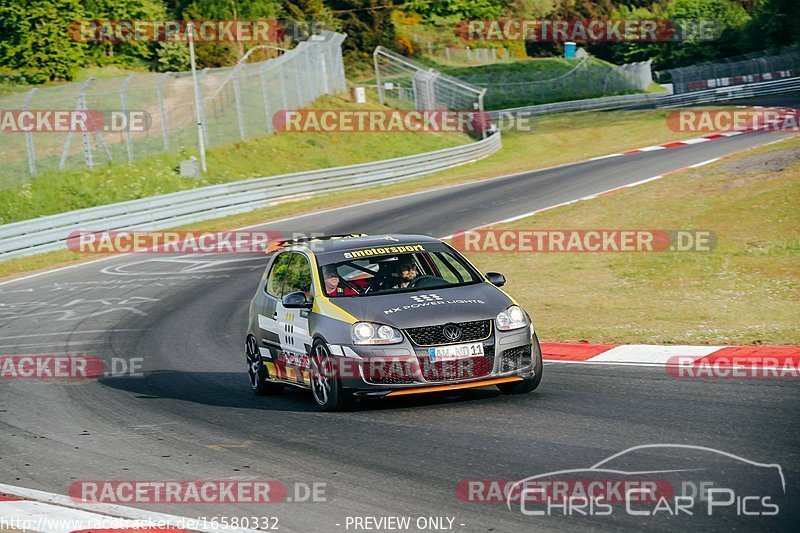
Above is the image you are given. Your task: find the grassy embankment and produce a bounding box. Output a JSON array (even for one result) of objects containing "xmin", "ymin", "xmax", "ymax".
[{"xmin": 465, "ymin": 136, "xmax": 800, "ymax": 345}]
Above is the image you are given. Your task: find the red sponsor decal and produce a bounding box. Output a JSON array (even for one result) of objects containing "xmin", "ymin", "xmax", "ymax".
[
  {"xmin": 0, "ymin": 356, "xmax": 105, "ymax": 379},
  {"xmin": 69, "ymin": 20, "xmax": 284, "ymax": 43},
  {"xmin": 667, "ymin": 353, "xmax": 800, "ymax": 379},
  {"xmin": 456, "ymin": 478, "xmax": 674, "ymax": 503},
  {"xmin": 272, "ymin": 110, "xmax": 491, "ymax": 133},
  {"xmin": 667, "ymin": 109, "xmax": 800, "ymax": 133},
  {"xmin": 0, "ymin": 111, "xmax": 105, "ymax": 133},
  {"xmin": 66, "ymin": 231, "xmax": 284, "ymax": 254},
  {"xmin": 68, "ymin": 481, "xmax": 287, "ymax": 504}
]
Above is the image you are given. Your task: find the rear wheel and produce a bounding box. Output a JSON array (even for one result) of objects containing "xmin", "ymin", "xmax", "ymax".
[
  {"xmin": 497, "ymin": 332, "xmax": 543, "ymax": 395},
  {"xmin": 246, "ymin": 335, "xmax": 283, "ymax": 396},
  {"xmin": 310, "ymin": 339, "xmax": 354, "ymax": 411}
]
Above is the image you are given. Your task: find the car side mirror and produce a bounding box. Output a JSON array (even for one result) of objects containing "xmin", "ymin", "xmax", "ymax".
[
  {"xmin": 282, "ymin": 291, "xmax": 312, "ymax": 309},
  {"xmin": 485, "ymin": 272, "xmax": 506, "ymax": 287}
]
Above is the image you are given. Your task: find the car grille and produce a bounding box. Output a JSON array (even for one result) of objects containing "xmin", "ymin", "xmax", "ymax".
[
  {"xmin": 416, "ymin": 346, "xmax": 495, "ymax": 382},
  {"xmin": 500, "ymin": 345, "xmax": 532, "ymax": 372},
  {"xmin": 361, "ymin": 361, "xmax": 416, "ymax": 385},
  {"xmin": 404, "ymin": 320, "xmax": 492, "ymax": 346}
]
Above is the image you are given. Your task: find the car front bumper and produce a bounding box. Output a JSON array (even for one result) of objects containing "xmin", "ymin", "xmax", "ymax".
[{"xmin": 336, "ymin": 325, "xmax": 538, "ymax": 397}]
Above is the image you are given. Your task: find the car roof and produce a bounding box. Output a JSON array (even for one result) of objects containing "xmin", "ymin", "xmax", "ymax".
[{"xmin": 280, "ymin": 234, "xmax": 443, "ymax": 254}]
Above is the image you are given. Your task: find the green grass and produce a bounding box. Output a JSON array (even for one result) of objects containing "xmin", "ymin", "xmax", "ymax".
[
  {"xmin": 0, "ymin": 94, "xmax": 468, "ymax": 224},
  {"xmin": 464, "ymin": 136, "xmax": 800, "ymax": 345}
]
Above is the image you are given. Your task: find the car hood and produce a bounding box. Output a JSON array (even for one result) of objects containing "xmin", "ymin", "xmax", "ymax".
[{"xmin": 329, "ymin": 282, "xmax": 513, "ymax": 328}]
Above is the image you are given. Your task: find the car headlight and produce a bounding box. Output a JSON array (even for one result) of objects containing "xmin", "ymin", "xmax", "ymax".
[
  {"xmin": 496, "ymin": 305, "xmax": 528, "ymax": 331},
  {"xmin": 351, "ymin": 322, "xmax": 404, "ymax": 345}
]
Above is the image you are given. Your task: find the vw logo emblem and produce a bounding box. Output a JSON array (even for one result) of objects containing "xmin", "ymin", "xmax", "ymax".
[{"xmin": 442, "ymin": 323, "xmax": 462, "ymax": 342}]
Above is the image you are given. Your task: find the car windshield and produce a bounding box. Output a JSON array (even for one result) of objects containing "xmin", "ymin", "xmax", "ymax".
[{"xmin": 318, "ymin": 246, "xmax": 481, "ymax": 297}]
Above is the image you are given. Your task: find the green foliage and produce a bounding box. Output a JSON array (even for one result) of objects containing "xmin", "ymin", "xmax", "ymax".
[
  {"xmin": 82, "ymin": 0, "xmax": 167, "ymax": 65},
  {"xmin": 743, "ymin": 0, "xmax": 800, "ymax": 49},
  {"xmin": 156, "ymin": 41, "xmax": 191, "ymax": 71},
  {"xmin": 406, "ymin": 0, "xmax": 507, "ymax": 19},
  {"xmin": 327, "ymin": 1, "xmax": 398, "ymax": 56},
  {"xmin": 180, "ymin": 0, "xmax": 282, "ymax": 19},
  {"xmin": 0, "ymin": 0, "xmax": 87, "ymax": 82}
]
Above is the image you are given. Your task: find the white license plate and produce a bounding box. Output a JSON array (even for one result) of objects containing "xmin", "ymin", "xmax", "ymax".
[{"xmin": 428, "ymin": 342, "xmax": 484, "ymax": 362}]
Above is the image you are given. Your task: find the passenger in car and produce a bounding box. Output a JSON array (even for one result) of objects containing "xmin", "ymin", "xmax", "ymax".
[{"xmin": 322, "ymin": 265, "xmax": 357, "ymax": 296}]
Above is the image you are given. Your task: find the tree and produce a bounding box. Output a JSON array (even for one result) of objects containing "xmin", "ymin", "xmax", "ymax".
[
  {"xmin": 179, "ymin": 0, "xmax": 284, "ymax": 66},
  {"xmin": 405, "ymin": 0, "xmax": 507, "ymax": 19},
  {"xmin": 82, "ymin": 0, "xmax": 167, "ymax": 65},
  {"xmin": 0, "ymin": 0, "xmax": 87, "ymax": 82},
  {"xmin": 156, "ymin": 41, "xmax": 191, "ymax": 71},
  {"xmin": 327, "ymin": 1, "xmax": 398, "ymax": 55},
  {"xmin": 743, "ymin": 0, "xmax": 800, "ymax": 50}
]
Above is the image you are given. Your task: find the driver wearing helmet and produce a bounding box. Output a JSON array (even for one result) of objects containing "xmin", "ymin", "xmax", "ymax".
[{"xmin": 394, "ymin": 262, "xmax": 418, "ymax": 289}]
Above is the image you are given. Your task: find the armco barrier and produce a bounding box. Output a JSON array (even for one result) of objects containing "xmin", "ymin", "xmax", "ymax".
[
  {"xmin": 487, "ymin": 92, "xmax": 661, "ymax": 119},
  {"xmin": 0, "ymin": 133, "xmax": 501, "ymax": 260},
  {"xmin": 654, "ymin": 76, "xmax": 800, "ymax": 108},
  {"xmin": 488, "ymin": 76, "xmax": 800, "ymax": 118}
]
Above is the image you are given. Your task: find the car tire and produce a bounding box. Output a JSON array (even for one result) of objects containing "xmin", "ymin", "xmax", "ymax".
[
  {"xmin": 310, "ymin": 339, "xmax": 355, "ymax": 412},
  {"xmin": 246, "ymin": 335, "xmax": 283, "ymax": 396},
  {"xmin": 497, "ymin": 332, "xmax": 543, "ymax": 395}
]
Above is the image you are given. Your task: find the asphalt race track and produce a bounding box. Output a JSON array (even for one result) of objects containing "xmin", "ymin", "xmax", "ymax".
[{"xmin": 1, "ymin": 130, "xmax": 798, "ymax": 532}]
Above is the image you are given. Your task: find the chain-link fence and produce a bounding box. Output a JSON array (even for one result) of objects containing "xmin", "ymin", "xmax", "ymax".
[
  {"xmin": 0, "ymin": 31, "xmax": 346, "ymax": 188},
  {"xmin": 372, "ymin": 46, "xmax": 486, "ymax": 114},
  {"xmin": 453, "ymin": 56, "xmax": 652, "ymax": 110},
  {"xmin": 415, "ymin": 44, "xmax": 511, "ymax": 64},
  {"xmin": 664, "ymin": 47, "xmax": 800, "ymax": 94}
]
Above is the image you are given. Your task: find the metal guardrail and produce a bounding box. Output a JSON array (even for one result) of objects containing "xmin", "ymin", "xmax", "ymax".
[
  {"xmin": 488, "ymin": 76, "xmax": 800, "ymax": 118},
  {"xmin": 654, "ymin": 77, "xmax": 800, "ymax": 108},
  {"xmin": 0, "ymin": 133, "xmax": 501, "ymax": 260},
  {"xmin": 487, "ymin": 92, "xmax": 662, "ymax": 119}
]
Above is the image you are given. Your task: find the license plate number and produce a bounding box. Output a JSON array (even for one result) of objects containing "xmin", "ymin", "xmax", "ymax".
[{"xmin": 428, "ymin": 342, "xmax": 484, "ymax": 362}]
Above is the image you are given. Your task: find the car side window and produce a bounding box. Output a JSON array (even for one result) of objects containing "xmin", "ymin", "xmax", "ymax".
[
  {"xmin": 429, "ymin": 252, "xmax": 471, "ymax": 283},
  {"xmin": 266, "ymin": 252, "xmax": 292, "ymax": 298},
  {"xmin": 283, "ymin": 253, "xmax": 312, "ymax": 298}
]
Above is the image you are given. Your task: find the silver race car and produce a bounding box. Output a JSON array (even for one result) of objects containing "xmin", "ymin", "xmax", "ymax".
[{"xmin": 246, "ymin": 234, "xmax": 542, "ymax": 410}]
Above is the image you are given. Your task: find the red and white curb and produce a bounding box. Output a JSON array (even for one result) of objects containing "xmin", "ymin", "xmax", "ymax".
[
  {"xmin": 588, "ymin": 106, "xmax": 796, "ymax": 161},
  {"xmin": 0, "ymin": 484, "xmax": 260, "ymax": 533},
  {"xmin": 542, "ymin": 343, "xmax": 800, "ymax": 371}
]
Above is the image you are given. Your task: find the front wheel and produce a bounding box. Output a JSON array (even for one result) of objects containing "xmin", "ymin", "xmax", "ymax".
[
  {"xmin": 498, "ymin": 333, "xmax": 543, "ymax": 395},
  {"xmin": 246, "ymin": 335, "xmax": 283, "ymax": 396},
  {"xmin": 310, "ymin": 339, "xmax": 355, "ymax": 412}
]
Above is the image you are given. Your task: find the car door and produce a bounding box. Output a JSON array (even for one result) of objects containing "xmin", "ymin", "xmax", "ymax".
[
  {"xmin": 272, "ymin": 252, "xmax": 314, "ymax": 387},
  {"xmin": 257, "ymin": 251, "xmax": 293, "ymax": 360}
]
